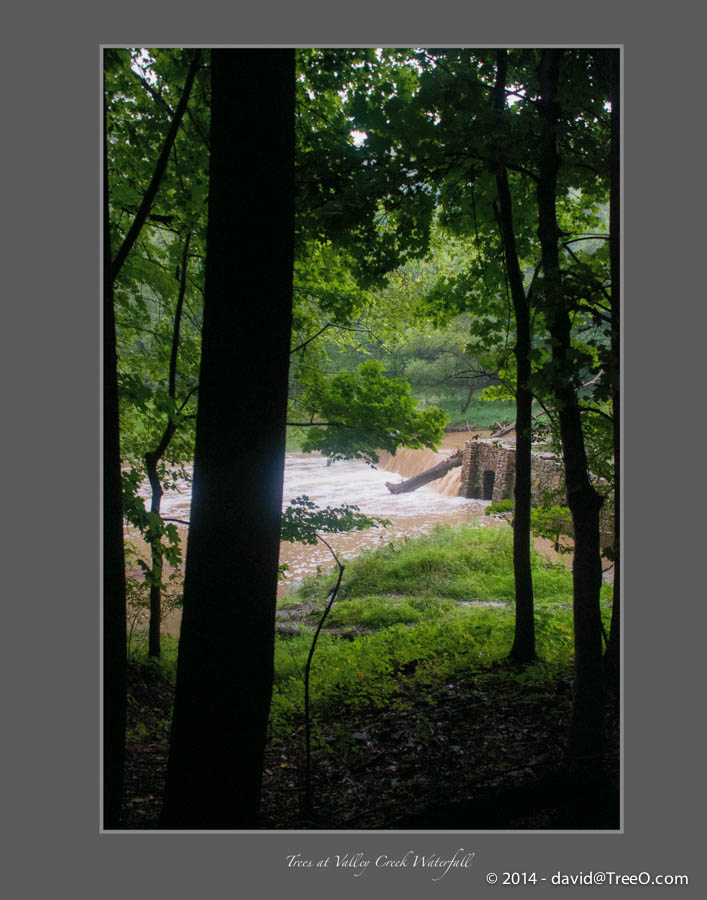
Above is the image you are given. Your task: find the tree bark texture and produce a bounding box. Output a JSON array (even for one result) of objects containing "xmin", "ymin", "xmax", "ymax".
[
  {"xmin": 494, "ymin": 49, "xmax": 536, "ymax": 663},
  {"xmin": 103, "ymin": 107, "xmax": 127, "ymax": 828},
  {"xmin": 385, "ymin": 450, "xmax": 462, "ymax": 493},
  {"xmin": 537, "ymin": 49, "xmax": 605, "ymax": 760},
  {"xmin": 161, "ymin": 49, "xmax": 295, "ymax": 829}
]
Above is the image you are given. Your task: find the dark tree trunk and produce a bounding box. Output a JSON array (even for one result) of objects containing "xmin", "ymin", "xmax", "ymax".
[
  {"xmin": 385, "ymin": 450, "xmax": 462, "ymax": 493},
  {"xmin": 103, "ymin": 103, "xmax": 127, "ymax": 829},
  {"xmin": 494, "ymin": 50, "xmax": 536, "ymax": 663},
  {"xmin": 104, "ymin": 50, "xmax": 198, "ymax": 828},
  {"xmin": 537, "ymin": 49, "xmax": 605, "ymax": 760},
  {"xmin": 604, "ymin": 49, "xmax": 621, "ymax": 690},
  {"xmin": 145, "ymin": 452, "xmax": 164, "ymax": 658},
  {"xmin": 161, "ymin": 49, "xmax": 295, "ymax": 829}
]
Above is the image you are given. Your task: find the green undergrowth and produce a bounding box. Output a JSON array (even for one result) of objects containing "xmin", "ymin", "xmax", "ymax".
[
  {"xmin": 272, "ymin": 524, "xmax": 612, "ymax": 733},
  {"xmin": 128, "ymin": 633, "xmax": 179, "ymax": 684},
  {"xmin": 124, "ymin": 526, "xmax": 613, "ymax": 742},
  {"xmin": 440, "ymin": 397, "xmax": 516, "ymax": 429}
]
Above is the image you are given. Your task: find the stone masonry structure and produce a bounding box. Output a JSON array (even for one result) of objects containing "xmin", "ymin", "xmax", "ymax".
[
  {"xmin": 458, "ymin": 439, "xmax": 613, "ymax": 543},
  {"xmin": 458, "ymin": 439, "xmax": 564, "ymax": 504}
]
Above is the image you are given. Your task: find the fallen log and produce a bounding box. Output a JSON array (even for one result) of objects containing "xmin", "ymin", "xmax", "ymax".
[
  {"xmin": 491, "ymin": 408, "xmax": 551, "ymax": 438},
  {"xmin": 385, "ymin": 449, "xmax": 463, "ymax": 494},
  {"xmin": 490, "ymin": 420, "xmax": 516, "ymax": 437}
]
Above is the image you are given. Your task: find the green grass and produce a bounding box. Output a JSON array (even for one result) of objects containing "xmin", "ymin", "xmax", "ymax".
[
  {"xmin": 418, "ymin": 395, "xmax": 517, "ymax": 429},
  {"xmin": 123, "ymin": 526, "xmax": 612, "ymax": 739},
  {"xmin": 448, "ymin": 398, "xmax": 516, "ymax": 429},
  {"xmin": 419, "ymin": 393, "xmax": 544, "ymax": 431},
  {"xmin": 271, "ymin": 524, "xmax": 612, "ymax": 732},
  {"xmin": 128, "ymin": 632, "xmax": 179, "ymax": 684}
]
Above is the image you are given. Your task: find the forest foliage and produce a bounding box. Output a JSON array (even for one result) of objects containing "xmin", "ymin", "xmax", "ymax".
[{"xmin": 107, "ymin": 46, "xmax": 615, "ymax": 519}]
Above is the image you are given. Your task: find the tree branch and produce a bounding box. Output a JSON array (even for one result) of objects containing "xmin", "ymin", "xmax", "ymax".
[
  {"xmin": 562, "ymin": 235, "xmax": 609, "ymax": 244},
  {"xmin": 111, "ymin": 50, "xmax": 202, "ymax": 282},
  {"xmin": 286, "ymin": 421, "xmax": 348, "ymax": 428},
  {"xmin": 133, "ymin": 60, "xmax": 210, "ymax": 152},
  {"xmin": 177, "ymin": 384, "xmax": 199, "ymax": 414},
  {"xmin": 561, "ymin": 242, "xmax": 612, "ymax": 304},
  {"xmin": 132, "ymin": 69, "xmax": 172, "ymax": 116},
  {"xmin": 168, "ymin": 234, "xmax": 191, "ymax": 398},
  {"xmin": 579, "ymin": 405, "xmax": 614, "ymax": 423},
  {"xmin": 290, "ymin": 323, "xmax": 332, "ymax": 354},
  {"xmin": 304, "ymin": 536, "xmax": 345, "ymax": 814}
]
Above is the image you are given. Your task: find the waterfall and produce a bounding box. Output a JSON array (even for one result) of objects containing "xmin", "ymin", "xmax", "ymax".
[{"xmin": 377, "ymin": 447, "xmax": 463, "ymax": 498}]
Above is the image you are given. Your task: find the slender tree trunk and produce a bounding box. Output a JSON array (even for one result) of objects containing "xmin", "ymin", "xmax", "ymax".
[
  {"xmin": 604, "ymin": 49, "xmax": 621, "ymax": 689},
  {"xmin": 460, "ymin": 381, "xmax": 475, "ymax": 414},
  {"xmin": 537, "ymin": 49, "xmax": 605, "ymax": 760},
  {"xmin": 111, "ymin": 50, "xmax": 201, "ymax": 282},
  {"xmin": 493, "ymin": 49, "xmax": 536, "ymax": 662},
  {"xmin": 145, "ymin": 452, "xmax": 165, "ymax": 658},
  {"xmin": 103, "ymin": 100, "xmax": 127, "ymax": 828},
  {"xmin": 162, "ymin": 49, "xmax": 295, "ymax": 829},
  {"xmin": 145, "ymin": 233, "xmax": 191, "ymax": 658},
  {"xmin": 110, "ymin": 48, "xmax": 200, "ymax": 664}
]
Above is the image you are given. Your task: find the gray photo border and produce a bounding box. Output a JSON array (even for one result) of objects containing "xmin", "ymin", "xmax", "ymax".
[{"xmin": 8, "ymin": 1, "xmax": 703, "ymax": 897}]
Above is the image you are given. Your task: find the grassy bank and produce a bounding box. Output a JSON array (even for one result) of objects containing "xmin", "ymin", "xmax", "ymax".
[
  {"xmin": 435, "ymin": 396, "xmax": 516, "ymax": 429},
  {"xmin": 125, "ymin": 523, "xmax": 613, "ymax": 737},
  {"xmin": 272, "ymin": 524, "xmax": 612, "ymax": 732},
  {"xmin": 122, "ymin": 523, "xmax": 616, "ymax": 828}
]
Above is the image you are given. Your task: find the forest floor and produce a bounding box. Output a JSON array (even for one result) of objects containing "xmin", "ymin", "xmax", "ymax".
[{"xmin": 121, "ymin": 655, "xmax": 619, "ymax": 831}]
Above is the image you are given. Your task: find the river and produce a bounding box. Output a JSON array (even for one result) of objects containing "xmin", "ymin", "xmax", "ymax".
[
  {"xmin": 127, "ymin": 433, "xmax": 502, "ymax": 634},
  {"xmin": 127, "ymin": 432, "xmax": 612, "ymax": 637}
]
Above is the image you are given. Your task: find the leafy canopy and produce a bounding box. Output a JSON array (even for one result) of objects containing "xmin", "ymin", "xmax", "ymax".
[{"xmin": 297, "ymin": 360, "xmax": 448, "ymax": 463}]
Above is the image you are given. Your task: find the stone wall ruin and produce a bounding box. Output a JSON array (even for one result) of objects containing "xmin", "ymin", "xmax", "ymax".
[
  {"xmin": 458, "ymin": 439, "xmax": 614, "ymax": 545},
  {"xmin": 458, "ymin": 440, "xmax": 564, "ymax": 505}
]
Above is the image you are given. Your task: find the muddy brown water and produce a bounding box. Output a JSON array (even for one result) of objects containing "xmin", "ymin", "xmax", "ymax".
[{"xmin": 125, "ymin": 430, "xmax": 610, "ymax": 637}]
